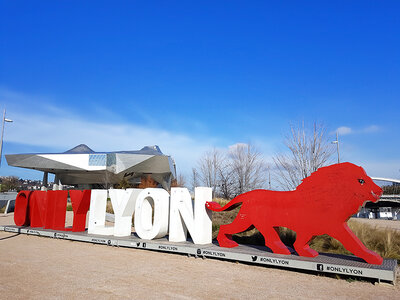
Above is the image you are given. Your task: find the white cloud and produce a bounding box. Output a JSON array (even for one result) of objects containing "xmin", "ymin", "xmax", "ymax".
[
  {"xmin": 1, "ymin": 88, "xmax": 283, "ymax": 181},
  {"xmin": 336, "ymin": 126, "xmax": 352, "ymax": 135},
  {"xmin": 363, "ymin": 125, "xmax": 380, "ymax": 133},
  {"xmin": 334, "ymin": 125, "xmax": 381, "ymax": 136},
  {"xmin": 3, "ymin": 109, "xmax": 215, "ymax": 177},
  {"xmin": 228, "ymin": 142, "xmax": 248, "ymax": 151},
  {"xmin": 0, "ymin": 87, "xmax": 222, "ymax": 176}
]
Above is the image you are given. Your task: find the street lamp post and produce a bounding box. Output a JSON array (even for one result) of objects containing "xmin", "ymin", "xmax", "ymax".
[
  {"xmin": 0, "ymin": 109, "xmax": 13, "ymax": 167},
  {"xmin": 332, "ymin": 131, "xmax": 340, "ymax": 164},
  {"xmin": 268, "ymin": 166, "xmax": 271, "ymax": 189}
]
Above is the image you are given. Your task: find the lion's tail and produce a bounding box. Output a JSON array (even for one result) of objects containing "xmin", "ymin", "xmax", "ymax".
[{"xmin": 205, "ymin": 194, "xmax": 247, "ymax": 212}]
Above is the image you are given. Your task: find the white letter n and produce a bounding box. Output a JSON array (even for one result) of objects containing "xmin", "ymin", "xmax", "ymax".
[{"xmin": 169, "ymin": 187, "xmax": 212, "ymax": 245}]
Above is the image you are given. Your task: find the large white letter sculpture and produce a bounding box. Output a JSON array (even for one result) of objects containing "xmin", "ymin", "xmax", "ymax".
[
  {"xmin": 134, "ymin": 188, "xmax": 170, "ymax": 240},
  {"xmin": 88, "ymin": 190, "xmax": 114, "ymax": 235},
  {"xmin": 169, "ymin": 187, "xmax": 212, "ymax": 244},
  {"xmin": 87, "ymin": 187, "xmax": 212, "ymax": 244},
  {"xmin": 109, "ymin": 188, "xmax": 142, "ymax": 237}
]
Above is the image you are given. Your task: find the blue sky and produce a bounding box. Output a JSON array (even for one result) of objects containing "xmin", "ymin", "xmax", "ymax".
[{"xmin": 0, "ymin": 1, "xmax": 399, "ymax": 182}]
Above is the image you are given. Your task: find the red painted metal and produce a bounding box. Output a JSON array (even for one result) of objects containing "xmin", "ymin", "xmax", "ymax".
[
  {"xmin": 14, "ymin": 191, "xmax": 33, "ymax": 226},
  {"xmin": 206, "ymin": 162, "xmax": 384, "ymax": 265},
  {"xmin": 29, "ymin": 191, "xmax": 47, "ymax": 228},
  {"xmin": 68, "ymin": 190, "xmax": 91, "ymax": 232},
  {"xmin": 14, "ymin": 190, "xmax": 68, "ymax": 230},
  {"xmin": 44, "ymin": 191, "xmax": 57, "ymax": 229},
  {"xmin": 52, "ymin": 190, "xmax": 68, "ymax": 230}
]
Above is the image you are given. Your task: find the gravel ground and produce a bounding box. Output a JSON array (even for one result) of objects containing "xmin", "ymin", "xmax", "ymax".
[{"xmin": 0, "ymin": 213, "xmax": 398, "ymax": 299}]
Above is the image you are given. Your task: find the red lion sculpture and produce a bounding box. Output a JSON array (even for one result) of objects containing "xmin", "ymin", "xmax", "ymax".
[{"xmin": 206, "ymin": 162, "xmax": 383, "ymax": 265}]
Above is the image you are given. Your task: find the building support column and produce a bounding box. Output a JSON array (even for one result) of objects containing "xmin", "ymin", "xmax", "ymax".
[
  {"xmin": 53, "ymin": 174, "xmax": 61, "ymax": 190},
  {"xmin": 41, "ymin": 171, "xmax": 48, "ymax": 191}
]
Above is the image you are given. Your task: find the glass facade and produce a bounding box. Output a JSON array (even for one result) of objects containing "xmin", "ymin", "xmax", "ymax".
[
  {"xmin": 89, "ymin": 154, "xmax": 106, "ymax": 166},
  {"xmin": 107, "ymin": 153, "xmax": 116, "ymax": 166}
]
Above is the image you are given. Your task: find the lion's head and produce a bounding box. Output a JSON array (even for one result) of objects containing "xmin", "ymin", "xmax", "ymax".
[{"xmin": 297, "ymin": 162, "xmax": 382, "ymax": 208}]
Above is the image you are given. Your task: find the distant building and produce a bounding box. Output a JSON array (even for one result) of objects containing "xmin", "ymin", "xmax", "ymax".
[{"xmin": 6, "ymin": 144, "xmax": 176, "ymax": 190}]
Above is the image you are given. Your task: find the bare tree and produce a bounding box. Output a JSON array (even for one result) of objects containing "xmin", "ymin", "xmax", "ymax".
[
  {"xmin": 190, "ymin": 168, "xmax": 199, "ymax": 193},
  {"xmin": 197, "ymin": 148, "xmax": 224, "ymax": 197},
  {"xmin": 193, "ymin": 144, "xmax": 267, "ymax": 198},
  {"xmin": 217, "ymin": 151, "xmax": 235, "ymax": 199},
  {"xmin": 0, "ymin": 176, "xmax": 20, "ymax": 192},
  {"xmin": 171, "ymin": 173, "xmax": 186, "ymax": 188},
  {"xmin": 273, "ymin": 122, "xmax": 335, "ymax": 190},
  {"xmin": 138, "ymin": 175, "xmax": 158, "ymax": 189},
  {"xmin": 115, "ymin": 178, "xmax": 133, "ymax": 189},
  {"xmin": 229, "ymin": 143, "xmax": 266, "ymax": 196}
]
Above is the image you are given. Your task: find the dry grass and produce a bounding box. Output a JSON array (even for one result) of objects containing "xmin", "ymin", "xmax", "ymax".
[
  {"xmin": 211, "ymin": 198, "xmax": 264, "ymax": 242},
  {"xmin": 106, "ymin": 200, "xmax": 114, "ymax": 214},
  {"xmin": 211, "ymin": 199, "xmax": 400, "ymax": 263}
]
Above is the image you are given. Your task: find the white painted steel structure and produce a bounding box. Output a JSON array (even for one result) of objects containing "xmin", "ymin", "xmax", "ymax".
[
  {"xmin": 5, "ymin": 144, "xmax": 176, "ymax": 189},
  {"xmin": 371, "ymin": 177, "xmax": 400, "ymax": 184}
]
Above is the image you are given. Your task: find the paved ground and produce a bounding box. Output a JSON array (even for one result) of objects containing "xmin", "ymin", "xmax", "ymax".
[{"xmin": 0, "ymin": 213, "xmax": 399, "ymax": 299}]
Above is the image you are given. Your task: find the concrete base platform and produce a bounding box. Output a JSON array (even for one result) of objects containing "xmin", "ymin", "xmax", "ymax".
[{"xmin": 1, "ymin": 225, "xmax": 397, "ymax": 283}]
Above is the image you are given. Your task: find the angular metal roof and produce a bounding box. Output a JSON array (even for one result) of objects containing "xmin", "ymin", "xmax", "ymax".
[{"xmin": 6, "ymin": 145, "xmax": 176, "ymax": 189}]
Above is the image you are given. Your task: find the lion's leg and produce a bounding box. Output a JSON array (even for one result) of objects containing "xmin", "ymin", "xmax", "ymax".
[
  {"xmin": 294, "ymin": 233, "xmax": 318, "ymax": 257},
  {"xmin": 217, "ymin": 217, "xmax": 253, "ymax": 248},
  {"xmin": 329, "ymin": 223, "xmax": 383, "ymax": 265},
  {"xmin": 257, "ymin": 226, "xmax": 291, "ymax": 255}
]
